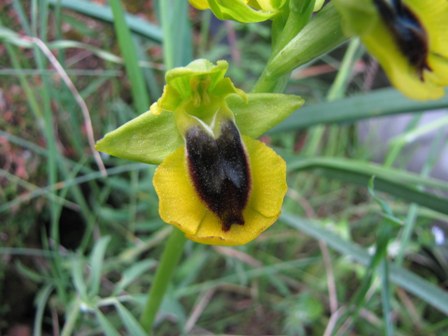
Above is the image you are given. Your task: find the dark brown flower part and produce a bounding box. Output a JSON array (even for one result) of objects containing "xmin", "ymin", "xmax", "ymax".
[{"xmin": 186, "ymin": 120, "xmax": 251, "ymax": 231}]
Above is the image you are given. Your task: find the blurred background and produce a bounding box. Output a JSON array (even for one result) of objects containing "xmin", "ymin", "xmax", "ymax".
[{"xmin": 1, "ymin": 1, "xmax": 447, "ymax": 335}]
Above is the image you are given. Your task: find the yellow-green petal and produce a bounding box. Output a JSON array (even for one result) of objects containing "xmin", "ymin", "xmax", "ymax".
[
  {"xmin": 153, "ymin": 136, "xmax": 287, "ymax": 246},
  {"xmin": 230, "ymin": 93, "xmax": 304, "ymax": 138},
  {"xmin": 95, "ymin": 110, "xmax": 182, "ymax": 165}
]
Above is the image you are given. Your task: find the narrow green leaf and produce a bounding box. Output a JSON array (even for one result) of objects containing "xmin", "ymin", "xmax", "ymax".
[
  {"xmin": 271, "ymin": 88, "xmax": 448, "ymax": 132},
  {"xmin": 0, "ymin": 27, "xmax": 159, "ymax": 70},
  {"xmin": 94, "ymin": 309, "xmax": 121, "ymax": 336},
  {"xmin": 113, "ymin": 260, "xmax": 157, "ymax": 295},
  {"xmin": 12, "ymin": 0, "xmax": 32, "ymax": 35},
  {"xmin": 72, "ymin": 258, "xmax": 87, "ymax": 299},
  {"xmin": 88, "ymin": 236, "xmax": 111, "ymax": 296},
  {"xmin": 159, "ymin": 0, "xmax": 193, "ymax": 69},
  {"xmin": 115, "ymin": 302, "xmax": 147, "ymax": 336},
  {"xmin": 281, "ymin": 213, "xmax": 448, "ymax": 315},
  {"xmin": 381, "ymin": 261, "xmax": 394, "ymax": 336},
  {"xmin": 33, "ymin": 284, "xmax": 53, "ymax": 336},
  {"xmin": 110, "ymin": 0, "xmax": 150, "ymax": 112},
  {"xmin": 343, "ymin": 218, "xmax": 394, "ymax": 327},
  {"xmin": 159, "ymin": 292, "xmax": 187, "ymax": 328},
  {"xmin": 16, "ymin": 261, "xmax": 46, "ymax": 283},
  {"xmin": 175, "ymin": 258, "xmax": 318, "ymax": 298},
  {"xmin": 61, "ymin": 298, "xmax": 81, "ymax": 336},
  {"xmin": 287, "ymin": 157, "xmax": 448, "ymax": 215},
  {"xmin": 47, "ymin": 0, "xmax": 162, "ymax": 42},
  {"xmin": 134, "ymin": 35, "xmax": 162, "ymax": 101}
]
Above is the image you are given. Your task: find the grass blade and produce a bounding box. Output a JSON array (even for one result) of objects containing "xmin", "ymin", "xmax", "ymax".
[
  {"xmin": 47, "ymin": 0, "xmax": 162, "ymax": 42},
  {"xmin": 88, "ymin": 236, "xmax": 111, "ymax": 296},
  {"xmin": 271, "ymin": 88, "xmax": 448, "ymax": 132},
  {"xmin": 33, "ymin": 284, "xmax": 53, "ymax": 336},
  {"xmin": 109, "ymin": 0, "xmax": 150, "ymax": 112},
  {"xmin": 287, "ymin": 157, "xmax": 448, "ymax": 215},
  {"xmin": 381, "ymin": 261, "xmax": 394, "ymax": 336},
  {"xmin": 94, "ymin": 309, "xmax": 121, "ymax": 336},
  {"xmin": 115, "ymin": 302, "xmax": 147, "ymax": 336},
  {"xmin": 281, "ymin": 213, "xmax": 448, "ymax": 315},
  {"xmin": 159, "ymin": 0, "xmax": 193, "ymax": 69}
]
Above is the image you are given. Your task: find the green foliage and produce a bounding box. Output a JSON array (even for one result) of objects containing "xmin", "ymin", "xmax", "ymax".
[{"xmin": 1, "ymin": 0, "xmax": 447, "ymax": 335}]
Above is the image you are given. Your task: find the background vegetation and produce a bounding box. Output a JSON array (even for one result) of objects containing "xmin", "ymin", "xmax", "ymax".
[{"xmin": 1, "ymin": 0, "xmax": 448, "ymax": 335}]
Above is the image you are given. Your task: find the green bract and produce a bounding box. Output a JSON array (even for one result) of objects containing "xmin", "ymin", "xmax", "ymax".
[{"xmin": 96, "ymin": 59, "xmax": 304, "ymax": 164}]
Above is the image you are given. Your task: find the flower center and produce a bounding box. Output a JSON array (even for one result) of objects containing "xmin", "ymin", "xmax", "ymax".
[
  {"xmin": 373, "ymin": 0, "xmax": 430, "ymax": 80},
  {"xmin": 185, "ymin": 120, "xmax": 251, "ymax": 232}
]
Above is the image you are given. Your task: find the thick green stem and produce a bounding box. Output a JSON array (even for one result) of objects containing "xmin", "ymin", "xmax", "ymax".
[
  {"xmin": 254, "ymin": 3, "xmax": 347, "ymax": 93},
  {"xmin": 253, "ymin": 0, "xmax": 315, "ymax": 93},
  {"xmin": 273, "ymin": 0, "xmax": 315, "ymax": 55},
  {"xmin": 140, "ymin": 228, "xmax": 186, "ymax": 331}
]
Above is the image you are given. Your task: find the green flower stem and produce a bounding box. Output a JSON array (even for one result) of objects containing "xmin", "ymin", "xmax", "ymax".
[
  {"xmin": 140, "ymin": 228, "xmax": 186, "ymax": 331},
  {"xmin": 254, "ymin": 3, "xmax": 347, "ymax": 93},
  {"xmin": 272, "ymin": 0, "xmax": 316, "ymax": 55},
  {"xmin": 254, "ymin": 0, "xmax": 315, "ymax": 93}
]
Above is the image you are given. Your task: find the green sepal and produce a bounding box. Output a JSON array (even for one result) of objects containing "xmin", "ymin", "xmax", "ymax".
[
  {"xmin": 333, "ymin": 0, "xmax": 378, "ymax": 36},
  {"xmin": 231, "ymin": 93, "xmax": 304, "ymax": 138},
  {"xmin": 95, "ymin": 93, "xmax": 303, "ymax": 165},
  {"xmin": 95, "ymin": 110, "xmax": 182, "ymax": 165}
]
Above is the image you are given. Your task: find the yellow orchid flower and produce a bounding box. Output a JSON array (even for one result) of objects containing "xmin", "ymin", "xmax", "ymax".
[
  {"xmin": 334, "ymin": 0, "xmax": 448, "ymax": 100},
  {"xmin": 189, "ymin": 0, "xmax": 287, "ymax": 23},
  {"xmin": 96, "ymin": 59, "xmax": 304, "ymax": 245}
]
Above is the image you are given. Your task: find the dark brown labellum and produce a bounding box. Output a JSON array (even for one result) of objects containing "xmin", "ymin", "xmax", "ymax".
[
  {"xmin": 186, "ymin": 120, "xmax": 251, "ymax": 232},
  {"xmin": 373, "ymin": 0, "xmax": 430, "ymax": 80}
]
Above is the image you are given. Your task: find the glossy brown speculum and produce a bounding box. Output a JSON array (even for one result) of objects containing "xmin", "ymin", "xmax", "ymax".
[
  {"xmin": 185, "ymin": 120, "xmax": 251, "ymax": 232},
  {"xmin": 373, "ymin": 0, "xmax": 430, "ymax": 80}
]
